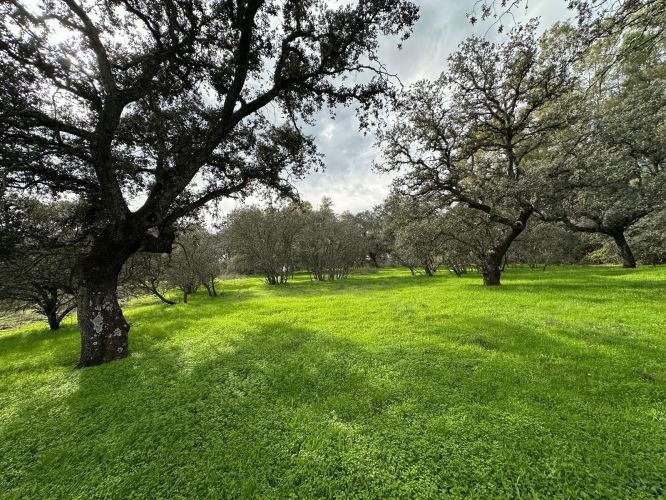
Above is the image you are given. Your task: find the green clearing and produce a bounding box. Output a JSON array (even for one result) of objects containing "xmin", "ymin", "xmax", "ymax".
[{"xmin": 1, "ymin": 266, "xmax": 665, "ymax": 498}]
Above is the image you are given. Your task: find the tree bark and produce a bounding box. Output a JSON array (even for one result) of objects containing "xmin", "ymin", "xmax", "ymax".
[
  {"xmin": 47, "ymin": 309, "xmax": 61, "ymax": 331},
  {"xmin": 612, "ymin": 231, "xmax": 637, "ymax": 268},
  {"xmin": 481, "ymin": 208, "xmax": 533, "ymax": 286},
  {"xmin": 72, "ymin": 213, "xmax": 175, "ymax": 366},
  {"xmin": 482, "ymin": 257, "xmax": 502, "ymax": 286},
  {"xmin": 75, "ymin": 263, "xmax": 129, "ymax": 367}
]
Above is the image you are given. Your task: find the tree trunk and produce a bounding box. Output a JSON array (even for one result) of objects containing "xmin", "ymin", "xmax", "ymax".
[
  {"xmin": 40, "ymin": 289, "xmax": 61, "ymax": 331},
  {"xmin": 482, "ymin": 258, "xmax": 502, "ymax": 286},
  {"xmin": 209, "ymin": 278, "xmax": 217, "ymax": 296},
  {"xmin": 480, "ymin": 207, "xmax": 533, "ymax": 286},
  {"xmin": 73, "ymin": 214, "xmax": 175, "ymax": 367},
  {"xmin": 75, "ymin": 265, "xmax": 129, "ymax": 367},
  {"xmin": 612, "ymin": 231, "xmax": 637, "ymax": 268},
  {"xmin": 183, "ymin": 290, "xmax": 189, "ymax": 304},
  {"xmin": 47, "ymin": 309, "xmax": 60, "ymax": 331}
]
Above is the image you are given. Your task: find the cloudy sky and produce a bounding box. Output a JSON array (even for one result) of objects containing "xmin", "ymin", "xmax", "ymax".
[{"xmin": 229, "ymin": 0, "xmax": 574, "ymax": 215}]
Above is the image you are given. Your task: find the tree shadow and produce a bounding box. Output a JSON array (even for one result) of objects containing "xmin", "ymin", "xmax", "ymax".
[
  {"xmin": 2, "ymin": 314, "xmax": 665, "ymax": 497},
  {"xmin": 2, "ymin": 265, "xmax": 665, "ymax": 496}
]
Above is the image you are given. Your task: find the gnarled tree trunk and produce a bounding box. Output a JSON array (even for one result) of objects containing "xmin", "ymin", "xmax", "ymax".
[
  {"xmin": 42, "ymin": 290, "xmax": 61, "ymax": 331},
  {"xmin": 47, "ymin": 309, "xmax": 61, "ymax": 331},
  {"xmin": 482, "ymin": 257, "xmax": 502, "ymax": 286},
  {"xmin": 611, "ymin": 231, "xmax": 637, "ymax": 268},
  {"xmin": 73, "ymin": 214, "xmax": 175, "ymax": 366},
  {"xmin": 75, "ymin": 260, "xmax": 129, "ymax": 367},
  {"xmin": 481, "ymin": 208, "xmax": 533, "ymax": 286}
]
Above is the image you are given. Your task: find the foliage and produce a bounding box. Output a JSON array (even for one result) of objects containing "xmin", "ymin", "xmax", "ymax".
[
  {"xmin": 629, "ymin": 209, "xmax": 666, "ymax": 264},
  {"xmin": 0, "ymin": 0, "xmax": 419, "ymax": 365},
  {"xmin": 380, "ymin": 194, "xmax": 447, "ymax": 276},
  {"xmin": 352, "ymin": 209, "xmax": 391, "ymax": 267},
  {"xmin": 510, "ymin": 222, "xmax": 583, "ymax": 269},
  {"xmin": 122, "ymin": 252, "xmax": 175, "ymax": 305},
  {"xmin": 223, "ymin": 206, "xmax": 302, "ymax": 285},
  {"xmin": 166, "ymin": 226, "xmax": 224, "ymax": 303},
  {"xmin": 0, "ymin": 198, "xmax": 78, "ymax": 329},
  {"xmin": 470, "ymin": 1, "xmax": 666, "ymax": 59},
  {"xmin": 378, "ymin": 21, "xmax": 576, "ymax": 285},
  {"xmin": 542, "ymin": 26, "xmax": 666, "ymax": 268},
  {"xmin": 297, "ymin": 199, "xmax": 367, "ymax": 281}
]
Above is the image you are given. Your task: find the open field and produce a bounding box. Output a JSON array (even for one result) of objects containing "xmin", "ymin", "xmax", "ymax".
[{"xmin": 1, "ymin": 266, "xmax": 665, "ymax": 498}]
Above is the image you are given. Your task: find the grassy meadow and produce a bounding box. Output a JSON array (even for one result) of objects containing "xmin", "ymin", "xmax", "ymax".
[{"xmin": 1, "ymin": 266, "xmax": 665, "ymax": 498}]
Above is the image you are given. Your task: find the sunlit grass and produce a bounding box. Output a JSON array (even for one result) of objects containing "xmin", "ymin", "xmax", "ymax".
[{"xmin": 1, "ymin": 266, "xmax": 665, "ymax": 498}]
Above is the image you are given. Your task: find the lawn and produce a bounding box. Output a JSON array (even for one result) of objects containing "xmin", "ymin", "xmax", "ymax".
[{"xmin": 1, "ymin": 266, "xmax": 665, "ymax": 498}]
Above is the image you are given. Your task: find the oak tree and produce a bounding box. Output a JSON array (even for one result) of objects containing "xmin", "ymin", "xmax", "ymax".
[
  {"xmin": 0, "ymin": 0, "xmax": 418, "ymax": 365},
  {"xmin": 378, "ymin": 22, "xmax": 574, "ymax": 285}
]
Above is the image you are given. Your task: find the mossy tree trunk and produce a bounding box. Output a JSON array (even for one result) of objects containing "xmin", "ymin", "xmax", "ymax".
[{"xmin": 75, "ymin": 261, "xmax": 129, "ymax": 367}]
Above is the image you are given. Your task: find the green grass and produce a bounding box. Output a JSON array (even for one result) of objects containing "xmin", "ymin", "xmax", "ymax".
[{"xmin": 1, "ymin": 267, "xmax": 665, "ymax": 498}]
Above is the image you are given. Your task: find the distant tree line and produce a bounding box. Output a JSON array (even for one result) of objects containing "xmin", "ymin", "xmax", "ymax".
[
  {"xmin": 4, "ymin": 188, "xmax": 664, "ymax": 331},
  {"xmin": 223, "ymin": 198, "xmax": 368, "ymax": 284}
]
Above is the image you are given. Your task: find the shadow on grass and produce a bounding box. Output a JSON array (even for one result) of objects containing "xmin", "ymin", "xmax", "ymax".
[
  {"xmin": 0, "ymin": 277, "xmax": 263, "ymax": 366},
  {"xmin": 3, "ymin": 264, "xmax": 663, "ymax": 374},
  {"xmin": 2, "ymin": 266, "xmax": 666, "ymax": 496},
  {"xmin": 2, "ymin": 310, "xmax": 665, "ymax": 497}
]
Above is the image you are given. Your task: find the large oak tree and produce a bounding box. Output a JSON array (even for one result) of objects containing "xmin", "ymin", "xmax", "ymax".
[
  {"xmin": 378, "ymin": 22, "xmax": 575, "ymax": 285},
  {"xmin": 0, "ymin": 0, "xmax": 418, "ymax": 366}
]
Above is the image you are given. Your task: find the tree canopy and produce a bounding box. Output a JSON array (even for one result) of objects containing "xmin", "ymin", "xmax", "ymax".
[{"xmin": 0, "ymin": 0, "xmax": 419, "ymax": 366}]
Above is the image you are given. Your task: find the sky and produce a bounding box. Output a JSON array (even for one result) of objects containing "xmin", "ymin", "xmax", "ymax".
[{"xmin": 267, "ymin": 0, "xmax": 574, "ymax": 215}]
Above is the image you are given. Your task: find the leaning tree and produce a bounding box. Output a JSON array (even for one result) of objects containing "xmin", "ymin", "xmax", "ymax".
[
  {"xmin": 0, "ymin": 0, "xmax": 418, "ymax": 366},
  {"xmin": 121, "ymin": 252, "xmax": 175, "ymax": 305},
  {"xmin": 378, "ymin": 22, "xmax": 575, "ymax": 285}
]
